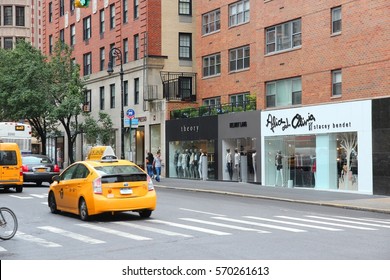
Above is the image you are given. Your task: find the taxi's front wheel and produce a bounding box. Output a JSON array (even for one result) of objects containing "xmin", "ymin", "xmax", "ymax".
[{"xmin": 79, "ymin": 198, "xmax": 89, "ymax": 221}]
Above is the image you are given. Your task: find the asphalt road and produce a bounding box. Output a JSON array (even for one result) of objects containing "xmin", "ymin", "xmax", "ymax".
[{"xmin": 1, "ymin": 186, "xmax": 390, "ymax": 260}]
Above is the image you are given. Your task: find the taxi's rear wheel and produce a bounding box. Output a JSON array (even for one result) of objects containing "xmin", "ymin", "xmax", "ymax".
[
  {"xmin": 48, "ymin": 192, "xmax": 58, "ymax": 214},
  {"xmin": 139, "ymin": 210, "xmax": 152, "ymax": 218},
  {"xmin": 79, "ymin": 198, "xmax": 89, "ymax": 221}
]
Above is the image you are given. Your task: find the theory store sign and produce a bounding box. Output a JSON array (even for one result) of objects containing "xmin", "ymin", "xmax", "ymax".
[{"xmin": 265, "ymin": 113, "xmax": 352, "ymax": 134}]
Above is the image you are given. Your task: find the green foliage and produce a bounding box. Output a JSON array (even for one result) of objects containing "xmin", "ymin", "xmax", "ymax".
[{"xmin": 82, "ymin": 112, "xmax": 113, "ymax": 146}]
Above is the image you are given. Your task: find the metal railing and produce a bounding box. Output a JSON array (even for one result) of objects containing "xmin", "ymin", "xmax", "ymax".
[{"xmin": 170, "ymin": 100, "xmax": 256, "ymax": 119}]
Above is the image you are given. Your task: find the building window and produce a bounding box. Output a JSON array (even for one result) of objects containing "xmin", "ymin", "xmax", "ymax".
[
  {"xmin": 134, "ymin": 78, "xmax": 140, "ymax": 105},
  {"xmin": 100, "ymin": 47, "xmax": 105, "ymax": 71},
  {"xmin": 49, "ymin": 35, "xmax": 53, "ymax": 54},
  {"xmin": 266, "ymin": 77, "xmax": 302, "ymax": 108},
  {"xmin": 4, "ymin": 6, "xmax": 12, "ymax": 26},
  {"xmin": 70, "ymin": 0, "xmax": 75, "ymax": 12},
  {"xmin": 203, "ymin": 97, "xmax": 221, "ymax": 107},
  {"xmin": 203, "ymin": 53, "xmax": 221, "ymax": 77},
  {"xmin": 229, "ymin": 0, "xmax": 250, "ymax": 27},
  {"xmin": 59, "ymin": 29, "xmax": 65, "ymax": 43},
  {"xmin": 123, "ymin": 0, "xmax": 128, "ymax": 23},
  {"xmin": 83, "ymin": 52, "xmax": 92, "ymax": 76},
  {"xmin": 332, "ymin": 70, "xmax": 342, "ymax": 96},
  {"xmin": 100, "ymin": 87, "xmax": 105, "ymax": 110},
  {"xmin": 202, "ymin": 9, "xmax": 220, "ymax": 35},
  {"xmin": 110, "ymin": 84, "xmax": 115, "ymax": 108},
  {"xmin": 15, "ymin": 6, "xmax": 25, "ymax": 27},
  {"xmin": 134, "ymin": 0, "xmax": 139, "ymax": 19},
  {"xmin": 229, "ymin": 45, "xmax": 250, "ymax": 72},
  {"xmin": 109, "ymin": 43, "xmax": 116, "ymax": 67},
  {"xmin": 99, "ymin": 9, "xmax": 105, "ymax": 34},
  {"xmin": 230, "ymin": 93, "xmax": 249, "ymax": 107},
  {"xmin": 70, "ymin": 24, "xmax": 76, "ymax": 46},
  {"xmin": 110, "ymin": 4, "xmax": 115, "ymax": 29},
  {"xmin": 49, "ymin": 2, "xmax": 53, "ymax": 23},
  {"xmin": 83, "ymin": 16, "xmax": 91, "ymax": 41},
  {"xmin": 83, "ymin": 90, "xmax": 91, "ymax": 112},
  {"xmin": 60, "ymin": 0, "xmax": 65, "ymax": 17},
  {"xmin": 179, "ymin": 77, "xmax": 192, "ymax": 100},
  {"xmin": 179, "ymin": 33, "xmax": 192, "ymax": 60},
  {"xmin": 332, "ymin": 6, "xmax": 342, "ymax": 34},
  {"xmin": 266, "ymin": 19, "xmax": 301, "ymax": 54},
  {"xmin": 3, "ymin": 37, "xmax": 13, "ymax": 49},
  {"xmin": 134, "ymin": 34, "xmax": 139, "ymax": 60},
  {"xmin": 124, "ymin": 80, "xmax": 129, "ymax": 106},
  {"xmin": 123, "ymin": 38, "xmax": 129, "ymax": 63},
  {"xmin": 179, "ymin": 0, "xmax": 191, "ymax": 16}
]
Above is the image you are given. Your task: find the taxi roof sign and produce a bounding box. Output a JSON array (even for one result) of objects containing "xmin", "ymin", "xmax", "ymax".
[{"xmin": 86, "ymin": 146, "xmax": 118, "ymax": 161}]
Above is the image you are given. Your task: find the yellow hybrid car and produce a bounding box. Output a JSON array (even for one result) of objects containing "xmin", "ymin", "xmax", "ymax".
[{"xmin": 48, "ymin": 146, "xmax": 156, "ymax": 221}]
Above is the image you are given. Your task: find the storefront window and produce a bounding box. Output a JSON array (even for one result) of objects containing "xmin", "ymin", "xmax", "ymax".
[
  {"xmin": 169, "ymin": 140, "xmax": 215, "ymax": 180},
  {"xmin": 264, "ymin": 132, "xmax": 358, "ymax": 190}
]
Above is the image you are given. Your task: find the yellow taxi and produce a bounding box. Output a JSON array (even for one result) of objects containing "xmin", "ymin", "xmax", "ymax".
[{"xmin": 48, "ymin": 146, "xmax": 156, "ymax": 221}]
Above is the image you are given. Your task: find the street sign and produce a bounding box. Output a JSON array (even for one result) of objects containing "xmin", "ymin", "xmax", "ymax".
[{"xmin": 126, "ymin": 109, "xmax": 135, "ymax": 119}]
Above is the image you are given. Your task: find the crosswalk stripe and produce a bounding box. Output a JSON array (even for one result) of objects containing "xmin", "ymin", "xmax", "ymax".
[
  {"xmin": 113, "ymin": 221, "xmax": 193, "ymax": 237},
  {"xmin": 334, "ymin": 216, "xmax": 390, "ymax": 224},
  {"xmin": 180, "ymin": 218, "xmax": 270, "ymax": 233},
  {"xmin": 277, "ymin": 216, "xmax": 377, "ymax": 230},
  {"xmin": 179, "ymin": 208, "xmax": 226, "ymax": 217},
  {"xmin": 9, "ymin": 195, "xmax": 33, "ymax": 200},
  {"xmin": 30, "ymin": 194, "xmax": 48, "ymax": 199},
  {"xmin": 306, "ymin": 216, "xmax": 390, "ymax": 229},
  {"xmin": 213, "ymin": 217, "xmax": 306, "ymax": 233},
  {"xmin": 38, "ymin": 226, "xmax": 106, "ymax": 244},
  {"xmin": 148, "ymin": 220, "xmax": 231, "ymax": 235},
  {"xmin": 244, "ymin": 216, "xmax": 343, "ymax": 231},
  {"xmin": 16, "ymin": 231, "xmax": 62, "ymax": 247},
  {"xmin": 77, "ymin": 223, "xmax": 151, "ymax": 240}
]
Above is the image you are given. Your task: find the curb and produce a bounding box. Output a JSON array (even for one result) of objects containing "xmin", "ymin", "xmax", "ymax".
[{"xmin": 155, "ymin": 185, "xmax": 390, "ymax": 215}]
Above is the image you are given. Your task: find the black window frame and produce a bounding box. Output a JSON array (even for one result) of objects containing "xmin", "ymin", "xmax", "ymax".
[
  {"xmin": 179, "ymin": 0, "xmax": 192, "ymax": 16},
  {"xmin": 178, "ymin": 33, "xmax": 192, "ymax": 60}
]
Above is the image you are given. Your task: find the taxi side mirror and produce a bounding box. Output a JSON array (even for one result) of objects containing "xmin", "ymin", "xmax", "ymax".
[{"xmin": 52, "ymin": 175, "xmax": 60, "ymax": 183}]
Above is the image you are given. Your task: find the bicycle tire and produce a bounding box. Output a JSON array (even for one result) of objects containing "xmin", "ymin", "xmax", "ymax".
[{"xmin": 0, "ymin": 207, "xmax": 18, "ymax": 240}]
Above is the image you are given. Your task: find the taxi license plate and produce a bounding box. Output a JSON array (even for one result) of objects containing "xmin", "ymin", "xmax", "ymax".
[
  {"xmin": 120, "ymin": 188, "xmax": 133, "ymax": 195},
  {"xmin": 36, "ymin": 168, "xmax": 46, "ymax": 173}
]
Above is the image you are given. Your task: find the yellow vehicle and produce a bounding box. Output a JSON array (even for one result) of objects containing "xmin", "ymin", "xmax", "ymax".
[
  {"xmin": 0, "ymin": 142, "xmax": 23, "ymax": 193},
  {"xmin": 48, "ymin": 146, "xmax": 156, "ymax": 221}
]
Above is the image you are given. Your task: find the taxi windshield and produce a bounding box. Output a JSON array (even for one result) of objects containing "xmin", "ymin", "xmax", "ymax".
[{"xmin": 94, "ymin": 165, "xmax": 143, "ymax": 175}]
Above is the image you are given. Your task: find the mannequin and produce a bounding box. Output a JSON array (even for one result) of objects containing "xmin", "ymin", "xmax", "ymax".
[
  {"xmin": 226, "ymin": 149, "xmax": 233, "ymax": 180},
  {"xmin": 252, "ymin": 151, "xmax": 257, "ymax": 182},
  {"xmin": 234, "ymin": 149, "xmax": 240, "ymax": 181},
  {"xmin": 275, "ymin": 151, "xmax": 283, "ymax": 186}
]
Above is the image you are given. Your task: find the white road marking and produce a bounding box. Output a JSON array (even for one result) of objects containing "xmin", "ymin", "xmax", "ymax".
[
  {"xmin": 38, "ymin": 226, "xmax": 105, "ymax": 244},
  {"xmin": 213, "ymin": 217, "xmax": 306, "ymax": 233},
  {"xmin": 148, "ymin": 220, "xmax": 231, "ymax": 235},
  {"xmin": 77, "ymin": 223, "xmax": 151, "ymax": 240},
  {"xmin": 180, "ymin": 218, "xmax": 270, "ymax": 233},
  {"xmin": 30, "ymin": 194, "xmax": 48, "ymax": 199},
  {"xmin": 306, "ymin": 216, "xmax": 390, "ymax": 229},
  {"xmin": 179, "ymin": 208, "xmax": 226, "ymax": 216},
  {"xmin": 277, "ymin": 216, "xmax": 377, "ymax": 230},
  {"xmin": 113, "ymin": 221, "xmax": 193, "ymax": 237},
  {"xmin": 9, "ymin": 195, "xmax": 33, "ymax": 200},
  {"xmin": 16, "ymin": 231, "xmax": 62, "ymax": 247},
  {"xmin": 244, "ymin": 216, "xmax": 343, "ymax": 231}
]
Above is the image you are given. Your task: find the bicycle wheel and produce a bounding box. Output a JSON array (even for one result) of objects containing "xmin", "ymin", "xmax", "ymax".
[{"xmin": 0, "ymin": 207, "xmax": 18, "ymax": 240}]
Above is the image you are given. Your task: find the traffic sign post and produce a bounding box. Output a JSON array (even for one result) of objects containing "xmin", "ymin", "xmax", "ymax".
[{"xmin": 126, "ymin": 109, "xmax": 135, "ymax": 161}]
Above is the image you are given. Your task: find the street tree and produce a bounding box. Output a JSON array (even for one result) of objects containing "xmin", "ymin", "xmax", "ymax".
[{"xmin": 0, "ymin": 40, "xmax": 55, "ymax": 154}]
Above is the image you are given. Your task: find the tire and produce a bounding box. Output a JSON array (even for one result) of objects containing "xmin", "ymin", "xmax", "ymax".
[
  {"xmin": 79, "ymin": 198, "xmax": 89, "ymax": 221},
  {"xmin": 15, "ymin": 186, "xmax": 23, "ymax": 193},
  {"xmin": 139, "ymin": 209, "xmax": 152, "ymax": 218},
  {"xmin": 0, "ymin": 207, "xmax": 18, "ymax": 240},
  {"xmin": 48, "ymin": 192, "xmax": 58, "ymax": 214}
]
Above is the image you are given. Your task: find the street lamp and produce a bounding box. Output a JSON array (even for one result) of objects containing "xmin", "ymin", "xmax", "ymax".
[{"xmin": 107, "ymin": 47, "xmax": 125, "ymax": 159}]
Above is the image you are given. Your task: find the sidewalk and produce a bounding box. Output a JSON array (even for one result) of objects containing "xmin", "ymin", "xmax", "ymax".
[{"xmin": 155, "ymin": 178, "xmax": 390, "ymax": 214}]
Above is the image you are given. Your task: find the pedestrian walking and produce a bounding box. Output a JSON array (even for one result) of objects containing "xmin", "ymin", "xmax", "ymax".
[{"xmin": 153, "ymin": 151, "xmax": 162, "ymax": 182}]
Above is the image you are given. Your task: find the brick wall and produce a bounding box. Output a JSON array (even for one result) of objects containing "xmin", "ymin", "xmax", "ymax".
[{"xmin": 196, "ymin": 0, "xmax": 390, "ymax": 110}]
